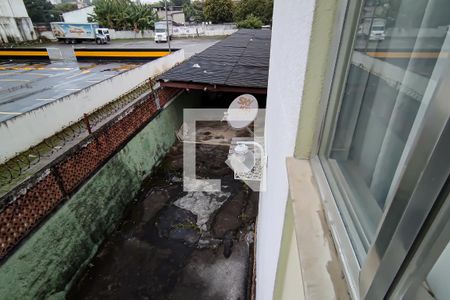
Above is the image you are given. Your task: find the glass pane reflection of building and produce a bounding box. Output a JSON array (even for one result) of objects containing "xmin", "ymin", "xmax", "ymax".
[{"xmin": 327, "ymin": 0, "xmax": 450, "ymax": 262}]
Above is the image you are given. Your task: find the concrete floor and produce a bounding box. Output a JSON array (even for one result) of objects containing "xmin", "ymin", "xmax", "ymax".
[{"xmin": 67, "ymin": 122, "xmax": 258, "ymax": 300}]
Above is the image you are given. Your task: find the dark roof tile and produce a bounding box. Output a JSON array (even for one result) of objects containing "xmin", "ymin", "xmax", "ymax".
[{"xmin": 159, "ymin": 29, "xmax": 271, "ymax": 89}]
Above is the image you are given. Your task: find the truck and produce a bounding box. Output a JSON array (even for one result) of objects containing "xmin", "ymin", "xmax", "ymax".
[
  {"xmin": 50, "ymin": 22, "xmax": 110, "ymax": 44},
  {"xmin": 358, "ymin": 18, "xmax": 386, "ymax": 40},
  {"xmin": 154, "ymin": 20, "xmax": 173, "ymax": 43}
]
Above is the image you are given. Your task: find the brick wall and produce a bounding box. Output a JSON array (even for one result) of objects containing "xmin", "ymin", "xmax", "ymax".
[{"xmin": 0, "ymin": 87, "xmax": 182, "ymax": 260}]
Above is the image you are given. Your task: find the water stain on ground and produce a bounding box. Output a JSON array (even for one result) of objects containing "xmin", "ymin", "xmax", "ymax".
[{"xmin": 68, "ymin": 122, "xmax": 258, "ymax": 300}]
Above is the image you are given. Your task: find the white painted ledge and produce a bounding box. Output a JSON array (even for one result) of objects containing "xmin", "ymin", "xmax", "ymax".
[
  {"xmin": 286, "ymin": 157, "xmax": 350, "ymax": 299},
  {"xmin": 0, "ymin": 49, "xmax": 185, "ymax": 164}
]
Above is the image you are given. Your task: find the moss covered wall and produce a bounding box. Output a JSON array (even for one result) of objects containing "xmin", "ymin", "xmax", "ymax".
[{"xmin": 0, "ymin": 92, "xmax": 199, "ymax": 300}]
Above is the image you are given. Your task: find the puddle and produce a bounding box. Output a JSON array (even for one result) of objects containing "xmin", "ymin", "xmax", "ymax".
[{"xmin": 67, "ymin": 122, "xmax": 258, "ymax": 300}]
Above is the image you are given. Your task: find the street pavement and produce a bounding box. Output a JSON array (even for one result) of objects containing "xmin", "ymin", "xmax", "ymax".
[
  {"xmin": 41, "ymin": 38, "xmax": 220, "ymax": 60},
  {"xmin": 0, "ymin": 38, "xmax": 220, "ymax": 123}
]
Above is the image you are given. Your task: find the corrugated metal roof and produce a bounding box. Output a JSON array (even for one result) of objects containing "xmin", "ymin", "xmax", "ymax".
[{"xmin": 158, "ymin": 29, "xmax": 271, "ymax": 89}]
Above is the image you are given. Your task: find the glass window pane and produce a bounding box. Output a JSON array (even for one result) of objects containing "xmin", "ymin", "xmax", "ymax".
[
  {"xmin": 324, "ymin": 0, "xmax": 450, "ymax": 262},
  {"xmin": 426, "ymin": 241, "xmax": 450, "ymax": 300}
]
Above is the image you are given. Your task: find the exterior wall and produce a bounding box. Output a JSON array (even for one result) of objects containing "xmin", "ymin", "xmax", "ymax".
[
  {"xmin": 171, "ymin": 12, "xmax": 185, "ymax": 25},
  {"xmin": 107, "ymin": 24, "xmax": 236, "ymax": 40},
  {"xmin": 273, "ymin": 198, "xmax": 305, "ymax": 300},
  {"xmin": 0, "ymin": 50, "xmax": 184, "ymax": 164},
  {"xmin": 62, "ymin": 6, "xmax": 94, "ymax": 23},
  {"xmin": 157, "ymin": 10, "xmax": 185, "ymax": 24},
  {"xmin": 109, "ymin": 29, "xmax": 154, "ymax": 39},
  {"xmin": 256, "ymin": 0, "xmax": 316, "ymax": 298},
  {"xmin": 294, "ymin": 0, "xmax": 339, "ymax": 159},
  {"xmin": 0, "ymin": 0, "xmax": 36, "ymax": 43},
  {"xmin": 0, "ymin": 93, "xmax": 200, "ymax": 300}
]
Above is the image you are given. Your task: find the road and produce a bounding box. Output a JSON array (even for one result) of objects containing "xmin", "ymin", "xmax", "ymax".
[
  {"xmin": 0, "ymin": 38, "xmax": 220, "ymax": 123},
  {"xmin": 41, "ymin": 38, "xmax": 221, "ymax": 60}
]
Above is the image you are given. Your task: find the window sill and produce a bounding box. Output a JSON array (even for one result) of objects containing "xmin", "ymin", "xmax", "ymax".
[{"xmin": 286, "ymin": 157, "xmax": 350, "ymax": 299}]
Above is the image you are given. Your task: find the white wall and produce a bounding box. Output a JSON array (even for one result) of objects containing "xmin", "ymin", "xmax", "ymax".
[
  {"xmin": 109, "ymin": 29, "xmax": 154, "ymax": 39},
  {"xmin": 256, "ymin": 0, "xmax": 316, "ymax": 299},
  {"xmin": 173, "ymin": 24, "xmax": 237, "ymax": 37},
  {"xmin": 62, "ymin": 6, "xmax": 94, "ymax": 23},
  {"xmin": 0, "ymin": 50, "xmax": 185, "ymax": 164},
  {"xmin": 35, "ymin": 24, "xmax": 236, "ymax": 41},
  {"xmin": 0, "ymin": 0, "xmax": 36, "ymax": 42},
  {"xmin": 0, "ymin": 0, "xmax": 29, "ymax": 17}
]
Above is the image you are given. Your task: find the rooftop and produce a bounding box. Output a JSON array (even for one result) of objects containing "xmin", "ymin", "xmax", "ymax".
[{"xmin": 159, "ymin": 29, "xmax": 271, "ymax": 94}]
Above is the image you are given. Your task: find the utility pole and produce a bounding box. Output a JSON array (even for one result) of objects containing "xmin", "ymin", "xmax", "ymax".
[{"xmin": 164, "ymin": 0, "xmax": 171, "ymax": 52}]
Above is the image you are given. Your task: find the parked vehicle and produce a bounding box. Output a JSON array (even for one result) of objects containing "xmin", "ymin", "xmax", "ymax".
[
  {"xmin": 358, "ymin": 18, "xmax": 386, "ymax": 40},
  {"xmin": 154, "ymin": 21, "xmax": 173, "ymax": 43},
  {"xmin": 51, "ymin": 22, "xmax": 110, "ymax": 44}
]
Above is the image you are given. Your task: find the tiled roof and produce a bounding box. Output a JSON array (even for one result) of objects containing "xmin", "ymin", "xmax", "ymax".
[{"xmin": 158, "ymin": 29, "xmax": 271, "ymax": 89}]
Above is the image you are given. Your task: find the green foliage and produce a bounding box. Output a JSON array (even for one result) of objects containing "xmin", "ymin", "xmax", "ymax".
[
  {"xmin": 53, "ymin": 3, "xmax": 78, "ymax": 13},
  {"xmin": 236, "ymin": 14, "xmax": 263, "ymax": 29},
  {"xmin": 24, "ymin": 0, "xmax": 54, "ymax": 23},
  {"xmin": 183, "ymin": 1, "xmax": 205, "ymax": 23},
  {"xmin": 91, "ymin": 0, "xmax": 157, "ymax": 31},
  {"xmin": 234, "ymin": 0, "xmax": 273, "ymax": 25},
  {"xmin": 50, "ymin": 3, "xmax": 78, "ymax": 21},
  {"xmin": 204, "ymin": 0, "xmax": 234, "ymax": 24},
  {"xmin": 167, "ymin": 0, "xmax": 190, "ymax": 6}
]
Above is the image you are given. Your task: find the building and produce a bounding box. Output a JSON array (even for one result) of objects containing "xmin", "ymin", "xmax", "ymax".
[
  {"xmin": 154, "ymin": 6, "xmax": 185, "ymax": 25},
  {"xmin": 0, "ymin": 0, "xmax": 449, "ymax": 298},
  {"xmin": 262, "ymin": 0, "xmax": 450, "ymax": 299},
  {"xmin": 62, "ymin": 6, "xmax": 94, "ymax": 23},
  {"xmin": 0, "ymin": 0, "xmax": 36, "ymax": 43}
]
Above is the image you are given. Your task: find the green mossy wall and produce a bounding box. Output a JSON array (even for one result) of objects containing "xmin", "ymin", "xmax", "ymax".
[{"xmin": 0, "ymin": 92, "xmax": 199, "ymax": 299}]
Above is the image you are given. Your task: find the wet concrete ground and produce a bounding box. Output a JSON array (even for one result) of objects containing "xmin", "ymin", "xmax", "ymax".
[
  {"xmin": 0, "ymin": 61, "xmax": 141, "ymax": 122},
  {"xmin": 68, "ymin": 122, "xmax": 258, "ymax": 300}
]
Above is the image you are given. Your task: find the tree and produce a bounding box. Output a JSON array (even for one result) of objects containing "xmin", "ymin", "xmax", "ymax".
[
  {"xmin": 51, "ymin": 3, "xmax": 78, "ymax": 21},
  {"xmin": 204, "ymin": 0, "xmax": 234, "ymax": 24},
  {"xmin": 24, "ymin": 0, "xmax": 54, "ymax": 23},
  {"xmin": 234, "ymin": 0, "xmax": 273, "ymax": 25},
  {"xmin": 236, "ymin": 14, "xmax": 263, "ymax": 29},
  {"xmin": 183, "ymin": 1, "xmax": 205, "ymax": 23},
  {"xmin": 91, "ymin": 0, "xmax": 157, "ymax": 31}
]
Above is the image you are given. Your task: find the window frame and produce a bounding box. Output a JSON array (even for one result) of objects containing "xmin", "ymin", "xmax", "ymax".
[{"xmin": 312, "ymin": 0, "xmax": 450, "ymax": 299}]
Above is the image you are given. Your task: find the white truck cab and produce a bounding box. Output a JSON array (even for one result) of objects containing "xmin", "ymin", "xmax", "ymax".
[
  {"xmin": 369, "ymin": 19, "xmax": 386, "ymax": 41},
  {"xmin": 95, "ymin": 28, "xmax": 111, "ymax": 44},
  {"xmin": 154, "ymin": 21, "xmax": 173, "ymax": 43}
]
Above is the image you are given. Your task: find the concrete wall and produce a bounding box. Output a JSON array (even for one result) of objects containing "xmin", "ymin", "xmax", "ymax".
[
  {"xmin": 273, "ymin": 198, "xmax": 305, "ymax": 300},
  {"xmin": 157, "ymin": 10, "xmax": 185, "ymax": 24},
  {"xmin": 294, "ymin": 0, "xmax": 339, "ymax": 158},
  {"xmin": 0, "ymin": 93, "xmax": 200, "ymax": 300},
  {"xmin": 62, "ymin": 6, "xmax": 94, "ymax": 23},
  {"xmin": 109, "ymin": 29, "xmax": 154, "ymax": 39},
  {"xmin": 0, "ymin": 0, "xmax": 36, "ymax": 43},
  {"xmin": 256, "ymin": 0, "xmax": 316, "ymax": 299},
  {"xmin": 173, "ymin": 24, "xmax": 237, "ymax": 38},
  {"xmin": 0, "ymin": 49, "xmax": 184, "ymax": 164},
  {"xmin": 42, "ymin": 24, "xmax": 236, "ymax": 40},
  {"xmin": 0, "ymin": 0, "xmax": 29, "ymax": 17}
]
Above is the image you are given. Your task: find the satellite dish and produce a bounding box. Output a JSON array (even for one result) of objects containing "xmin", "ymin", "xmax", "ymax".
[{"xmin": 226, "ymin": 94, "xmax": 258, "ymax": 129}]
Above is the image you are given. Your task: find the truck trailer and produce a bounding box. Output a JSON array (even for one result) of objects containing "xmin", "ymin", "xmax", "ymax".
[{"xmin": 51, "ymin": 22, "xmax": 110, "ymax": 44}]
